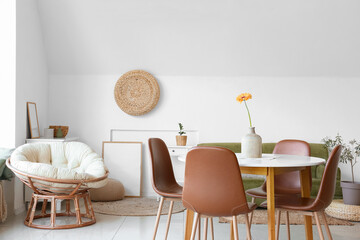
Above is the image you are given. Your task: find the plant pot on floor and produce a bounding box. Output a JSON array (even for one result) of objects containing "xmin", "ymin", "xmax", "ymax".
[
  {"xmin": 176, "ymin": 135, "xmax": 187, "ymax": 146},
  {"xmin": 341, "ymin": 181, "xmax": 360, "ymax": 205}
]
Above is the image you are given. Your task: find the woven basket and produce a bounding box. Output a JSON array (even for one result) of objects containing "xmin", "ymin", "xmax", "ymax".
[
  {"xmin": 114, "ymin": 70, "xmax": 160, "ymax": 116},
  {"xmin": 325, "ymin": 199, "xmax": 360, "ymax": 221},
  {"xmin": 49, "ymin": 126, "xmax": 69, "ymax": 138}
]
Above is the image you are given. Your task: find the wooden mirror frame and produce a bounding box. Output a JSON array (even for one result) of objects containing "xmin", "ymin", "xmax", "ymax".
[{"xmin": 27, "ymin": 102, "xmax": 40, "ymax": 139}]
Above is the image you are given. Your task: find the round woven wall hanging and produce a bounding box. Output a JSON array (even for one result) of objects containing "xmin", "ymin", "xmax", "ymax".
[{"xmin": 114, "ymin": 70, "xmax": 160, "ymax": 116}]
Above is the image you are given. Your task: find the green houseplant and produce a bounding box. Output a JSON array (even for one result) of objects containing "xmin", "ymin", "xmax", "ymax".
[
  {"xmin": 176, "ymin": 123, "xmax": 187, "ymax": 146},
  {"xmin": 322, "ymin": 134, "xmax": 360, "ymax": 205}
]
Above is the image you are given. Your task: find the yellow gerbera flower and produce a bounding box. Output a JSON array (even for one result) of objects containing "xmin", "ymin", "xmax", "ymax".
[{"xmin": 236, "ymin": 93, "xmax": 252, "ymax": 103}]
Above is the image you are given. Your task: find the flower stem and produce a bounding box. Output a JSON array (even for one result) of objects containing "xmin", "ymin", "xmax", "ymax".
[{"xmin": 244, "ymin": 100, "xmax": 252, "ymax": 128}]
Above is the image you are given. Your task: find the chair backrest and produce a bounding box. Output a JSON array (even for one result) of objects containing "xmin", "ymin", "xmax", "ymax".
[
  {"xmin": 271, "ymin": 140, "xmax": 312, "ymax": 194},
  {"xmin": 148, "ymin": 138, "xmax": 179, "ymax": 195},
  {"xmin": 182, "ymin": 146, "xmax": 250, "ymax": 217},
  {"xmin": 310, "ymin": 145, "xmax": 342, "ymax": 211}
]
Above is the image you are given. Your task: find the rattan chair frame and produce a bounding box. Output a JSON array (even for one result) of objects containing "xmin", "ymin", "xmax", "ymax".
[{"xmin": 6, "ymin": 158, "xmax": 108, "ymax": 229}]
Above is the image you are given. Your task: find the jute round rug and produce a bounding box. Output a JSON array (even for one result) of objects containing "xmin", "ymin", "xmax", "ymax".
[
  {"xmin": 219, "ymin": 210, "xmax": 353, "ymax": 226},
  {"xmin": 92, "ymin": 198, "xmax": 185, "ymax": 216}
]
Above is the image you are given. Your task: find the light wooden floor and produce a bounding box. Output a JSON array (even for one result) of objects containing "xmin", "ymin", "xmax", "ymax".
[{"xmin": 1, "ymin": 209, "xmax": 360, "ymax": 240}]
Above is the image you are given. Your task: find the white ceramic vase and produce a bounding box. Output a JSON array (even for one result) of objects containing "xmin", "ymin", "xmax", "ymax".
[{"xmin": 241, "ymin": 127, "xmax": 262, "ymax": 158}]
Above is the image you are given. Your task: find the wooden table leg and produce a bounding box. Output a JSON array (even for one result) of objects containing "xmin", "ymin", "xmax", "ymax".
[
  {"xmin": 267, "ymin": 167, "xmax": 275, "ymax": 240},
  {"xmin": 300, "ymin": 167, "xmax": 313, "ymax": 240},
  {"xmin": 185, "ymin": 209, "xmax": 194, "ymax": 240}
]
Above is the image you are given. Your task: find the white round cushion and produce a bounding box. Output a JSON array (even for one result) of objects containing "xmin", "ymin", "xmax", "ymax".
[{"xmin": 11, "ymin": 142, "xmax": 108, "ymax": 188}]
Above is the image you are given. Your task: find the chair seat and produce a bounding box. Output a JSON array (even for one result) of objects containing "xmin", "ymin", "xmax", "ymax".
[
  {"xmin": 246, "ymin": 187, "xmax": 267, "ymax": 199},
  {"xmin": 245, "ymin": 202, "xmax": 257, "ymax": 214},
  {"xmin": 246, "ymin": 187, "xmax": 301, "ymax": 199},
  {"xmin": 154, "ymin": 183, "xmax": 182, "ymax": 198},
  {"xmin": 259, "ymin": 196, "xmax": 316, "ymax": 211}
]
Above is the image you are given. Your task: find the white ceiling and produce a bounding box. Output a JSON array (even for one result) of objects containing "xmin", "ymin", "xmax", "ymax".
[{"xmin": 37, "ymin": 0, "xmax": 360, "ymax": 76}]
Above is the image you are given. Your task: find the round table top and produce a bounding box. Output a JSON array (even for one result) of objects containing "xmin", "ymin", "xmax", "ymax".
[
  {"xmin": 235, "ymin": 153, "xmax": 325, "ymax": 167},
  {"xmin": 177, "ymin": 153, "xmax": 325, "ymax": 168}
]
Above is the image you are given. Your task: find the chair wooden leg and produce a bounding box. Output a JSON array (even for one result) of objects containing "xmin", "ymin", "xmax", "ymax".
[
  {"xmin": 164, "ymin": 200, "xmax": 174, "ymax": 240},
  {"xmin": 65, "ymin": 199, "xmax": 71, "ymax": 214},
  {"xmin": 285, "ymin": 211, "xmax": 291, "ymax": 240},
  {"xmin": 83, "ymin": 196, "xmax": 90, "ymax": 217},
  {"xmin": 320, "ymin": 211, "xmax": 333, "ymax": 240},
  {"xmin": 152, "ymin": 197, "xmax": 164, "ymax": 240},
  {"xmin": 25, "ymin": 197, "xmax": 34, "ymax": 221},
  {"xmin": 74, "ymin": 196, "xmax": 82, "ymax": 224},
  {"xmin": 203, "ymin": 218, "xmax": 208, "ymax": 240},
  {"xmin": 209, "ymin": 218, "xmax": 214, "ymax": 240},
  {"xmin": 50, "ymin": 197, "xmax": 56, "ymax": 227},
  {"xmin": 197, "ymin": 217, "xmax": 201, "ymax": 240},
  {"xmin": 249, "ymin": 197, "xmax": 255, "ymax": 228},
  {"xmin": 191, "ymin": 212, "xmax": 200, "ymax": 240},
  {"xmin": 28, "ymin": 196, "xmax": 38, "ymax": 225},
  {"xmin": 245, "ymin": 213, "xmax": 252, "ymax": 240},
  {"xmin": 314, "ymin": 212, "xmax": 325, "ymax": 240},
  {"xmin": 232, "ymin": 216, "xmax": 239, "ymax": 240},
  {"xmin": 86, "ymin": 194, "xmax": 96, "ymax": 221},
  {"xmin": 41, "ymin": 199, "xmax": 48, "ymax": 216},
  {"xmin": 275, "ymin": 210, "xmax": 281, "ymax": 240}
]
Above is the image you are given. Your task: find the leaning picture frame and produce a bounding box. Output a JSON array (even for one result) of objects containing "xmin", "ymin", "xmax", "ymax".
[
  {"xmin": 27, "ymin": 102, "xmax": 40, "ymax": 139},
  {"xmin": 102, "ymin": 141, "xmax": 142, "ymax": 197}
]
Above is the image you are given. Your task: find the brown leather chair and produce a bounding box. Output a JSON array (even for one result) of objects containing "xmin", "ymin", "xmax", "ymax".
[
  {"xmin": 246, "ymin": 139, "xmax": 311, "ymax": 235},
  {"xmin": 148, "ymin": 138, "xmax": 183, "ymax": 240},
  {"xmin": 183, "ymin": 146, "xmax": 257, "ymax": 240},
  {"xmin": 274, "ymin": 145, "xmax": 342, "ymax": 240}
]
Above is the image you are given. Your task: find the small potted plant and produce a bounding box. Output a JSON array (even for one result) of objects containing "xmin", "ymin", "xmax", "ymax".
[
  {"xmin": 322, "ymin": 134, "xmax": 360, "ymax": 205},
  {"xmin": 176, "ymin": 123, "xmax": 187, "ymax": 146}
]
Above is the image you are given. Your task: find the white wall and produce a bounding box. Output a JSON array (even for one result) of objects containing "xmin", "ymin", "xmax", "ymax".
[
  {"xmin": 48, "ymin": 75, "xmax": 360, "ymax": 196},
  {"xmin": 40, "ymin": 0, "xmax": 360, "ymax": 196},
  {"xmin": 38, "ymin": 0, "xmax": 360, "ymax": 77},
  {"xmin": 0, "ymin": 0, "xmax": 16, "ymax": 217},
  {"xmin": 15, "ymin": 0, "xmax": 49, "ymax": 214},
  {"xmin": 0, "ymin": 0, "xmax": 16, "ymax": 148}
]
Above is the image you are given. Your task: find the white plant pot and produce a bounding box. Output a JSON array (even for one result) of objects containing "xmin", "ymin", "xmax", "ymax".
[{"xmin": 241, "ymin": 127, "xmax": 262, "ymax": 158}]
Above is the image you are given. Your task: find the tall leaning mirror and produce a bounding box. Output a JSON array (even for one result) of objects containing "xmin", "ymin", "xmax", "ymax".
[{"xmin": 27, "ymin": 102, "xmax": 40, "ymax": 139}]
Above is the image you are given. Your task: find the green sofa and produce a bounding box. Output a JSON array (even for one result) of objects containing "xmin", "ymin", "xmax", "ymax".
[
  {"xmin": 197, "ymin": 142, "xmax": 342, "ymax": 204},
  {"xmin": 0, "ymin": 147, "xmax": 14, "ymax": 180}
]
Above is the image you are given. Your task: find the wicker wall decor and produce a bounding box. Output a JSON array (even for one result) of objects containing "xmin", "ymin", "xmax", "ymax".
[{"xmin": 114, "ymin": 70, "xmax": 160, "ymax": 116}]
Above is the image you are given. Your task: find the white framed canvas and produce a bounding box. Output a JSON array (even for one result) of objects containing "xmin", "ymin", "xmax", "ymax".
[{"xmin": 102, "ymin": 141, "xmax": 142, "ymax": 197}]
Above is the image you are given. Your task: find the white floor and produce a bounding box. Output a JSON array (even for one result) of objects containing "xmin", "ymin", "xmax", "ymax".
[{"xmin": 1, "ymin": 210, "xmax": 360, "ymax": 240}]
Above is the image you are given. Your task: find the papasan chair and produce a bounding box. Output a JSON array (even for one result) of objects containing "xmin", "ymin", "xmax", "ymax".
[{"xmin": 6, "ymin": 142, "xmax": 108, "ymax": 229}]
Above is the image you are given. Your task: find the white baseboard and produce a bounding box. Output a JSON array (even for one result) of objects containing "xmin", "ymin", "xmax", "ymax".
[
  {"xmin": 141, "ymin": 191, "xmax": 157, "ymax": 197},
  {"xmin": 14, "ymin": 204, "xmax": 25, "ymax": 215}
]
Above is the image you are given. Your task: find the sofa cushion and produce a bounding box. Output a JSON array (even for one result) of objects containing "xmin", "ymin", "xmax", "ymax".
[
  {"xmin": 315, "ymin": 164, "xmax": 341, "ymax": 181},
  {"xmin": 262, "ymin": 143, "xmax": 276, "ymax": 154},
  {"xmin": 309, "ymin": 143, "xmax": 329, "ymax": 160},
  {"xmin": 197, "ymin": 142, "xmax": 242, "ymax": 153}
]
